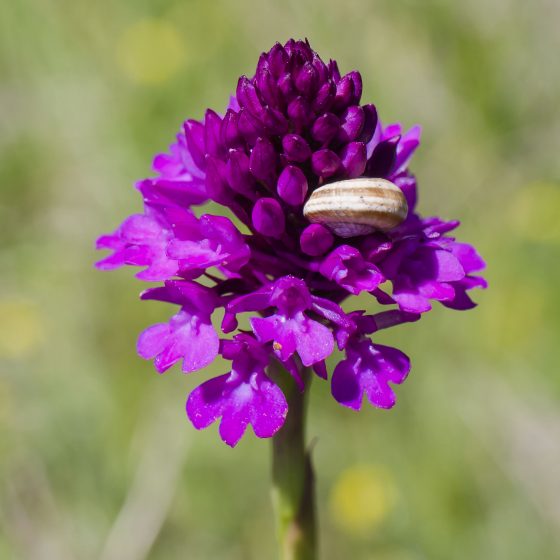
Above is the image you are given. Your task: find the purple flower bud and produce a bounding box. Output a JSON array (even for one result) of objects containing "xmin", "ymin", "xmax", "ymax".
[
  {"xmin": 332, "ymin": 74, "xmax": 355, "ymax": 111},
  {"xmin": 366, "ymin": 136, "xmax": 400, "ymax": 177},
  {"xmin": 312, "ymin": 81, "xmax": 336, "ymax": 113},
  {"xmin": 204, "ymin": 109, "xmax": 225, "ymax": 158},
  {"xmin": 221, "ymin": 109, "xmax": 243, "ymax": 148},
  {"xmin": 256, "ymin": 67, "xmax": 280, "ymax": 107},
  {"xmin": 237, "ymin": 76, "xmax": 264, "ymax": 118},
  {"xmin": 311, "ymin": 53, "xmax": 328, "ymax": 84},
  {"xmin": 287, "ymin": 96, "xmax": 312, "ymax": 131},
  {"xmin": 205, "ymin": 156, "xmax": 230, "ymax": 204},
  {"xmin": 337, "ymin": 106, "xmax": 365, "ymax": 142},
  {"xmin": 300, "ymin": 224, "xmax": 334, "ymax": 256},
  {"xmin": 277, "ymin": 165, "xmax": 308, "ymax": 205},
  {"xmin": 294, "ymin": 61, "xmax": 319, "ymax": 97},
  {"xmin": 347, "ymin": 71, "xmax": 362, "ymax": 104},
  {"xmin": 268, "ymin": 43, "xmax": 289, "ymax": 78},
  {"xmin": 227, "ymin": 149, "xmax": 256, "ymax": 197},
  {"xmin": 311, "ymin": 113, "xmax": 340, "ymax": 144},
  {"xmin": 311, "ymin": 148, "xmax": 342, "ymax": 178},
  {"xmin": 277, "ymin": 73, "xmax": 295, "ymax": 101},
  {"xmin": 339, "ymin": 141, "xmax": 367, "ymax": 178},
  {"xmin": 238, "ymin": 108, "xmax": 263, "ymax": 145},
  {"xmin": 261, "ymin": 107, "xmax": 289, "ymax": 135},
  {"xmin": 184, "ymin": 119, "xmax": 206, "ymax": 170},
  {"xmin": 252, "ymin": 197, "xmax": 285, "ymax": 238},
  {"xmin": 249, "ymin": 137, "xmax": 277, "ymax": 185},
  {"xmin": 358, "ymin": 104, "xmax": 378, "ymax": 143},
  {"xmin": 329, "ymin": 59, "xmax": 341, "ymax": 82},
  {"xmin": 282, "ymin": 134, "xmax": 311, "ymax": 162}
]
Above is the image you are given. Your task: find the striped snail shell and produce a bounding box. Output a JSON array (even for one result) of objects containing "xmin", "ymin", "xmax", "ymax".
[{"xmin": 302, "ymin": 178, "xmax": 408, "ymax": 238}]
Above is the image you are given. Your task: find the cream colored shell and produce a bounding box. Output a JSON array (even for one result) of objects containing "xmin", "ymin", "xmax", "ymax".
[{"xmin": 302, "ymin": 178, "xmax": 408, "ymax": 238}]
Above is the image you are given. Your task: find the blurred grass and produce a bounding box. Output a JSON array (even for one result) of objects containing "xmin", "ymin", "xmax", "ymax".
[{"xmin": 1, "ymin": 0, "xmax": 559, "ymax": 558}]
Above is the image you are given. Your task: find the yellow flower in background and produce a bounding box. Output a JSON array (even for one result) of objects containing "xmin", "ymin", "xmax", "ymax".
[
  {"xmin": 509, "ymin": 181, "xmax": 560, "ymax": 244},
  {"xmin": 0, "ymin": 299, "xmax": 43, "ymax": 359},
  {"xmin": 116, "ymin": 19, "xmax": 185, "ymax": 85},
  {"xmin": 329, "ymin": 464, "xmax": 397, "ymax": 537}
]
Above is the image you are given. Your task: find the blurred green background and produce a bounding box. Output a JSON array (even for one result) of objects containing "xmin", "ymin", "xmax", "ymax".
[{"xmin": 1, "ymin": 0, "xmax": 559, "ymax": 558}]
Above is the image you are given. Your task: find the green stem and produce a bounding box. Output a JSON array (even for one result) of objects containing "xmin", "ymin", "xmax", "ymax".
[{"xmin": 270, "ymin": 364, "xmax": 317, "ymax": 560}]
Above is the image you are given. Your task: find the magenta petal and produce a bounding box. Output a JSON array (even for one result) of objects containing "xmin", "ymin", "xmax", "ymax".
[
  {"xmin": 394, "ymin": 125, "xmax": 421, "ymax": 172},
  {"xmin": 418, "ymin": 280, "xmax": 455, "ymax": 301},
  {"xmin": 451, "ymin": 243, "xmax": 486, "ymax": 273},
  {"xmin": 332, "ymin": 340, "xmax": 410, "ymax": 410},
  {"xmin": 320, "ymin": 245, "xmax": 383, "ymax": 295},
  {"xmin": 312, "ymin": 361, "xmax": 328, "ymax": 380},
  {"xmin": 227, "ymin": 287, "xmax": 274, "ymax": 315},
  {"xmin": 332, "ymin": 359, "xmax": 362, "ymax": 410},
  {"xmin": 137, "ymin": 323, "xmax": 169, "ymax": 360},
  {"xmin": 366, "ymin": 136, "xmax": 399, "ymax": 177},
  {"xmin": 251, "ymin": 316, "xmax": 281, "ymax": 344},
  {"xmin": 186, "ymin": 374, "xmax": 227, "ymax": 429},
  {"xmin": 442, "ymin": 288, "xmax": 477, "ymax": 310},
  {"xmin": 393, "ymin": 291, "xmax": 432, "ymax": 313},
  {"xmin": 359, "ymin": 104, "xmax": 378, "ymax": 143},
  {"xmin": 95, "ymin": 212, "xmax": 176, "ymax": 281},
  {"xmin": 167, "ymin": 240, "xmax": 223, "ymax": 268},
  {"xmin": 181, "ymin": 322, "xmax": 220, "ymax": 372},
  {"xmin": 250, "ymin": 375, "xmax": 289, "ymax": 438},
  {"xmin": 251, "ymin": 316, "xmax": 297, "ymax": 361},
  {"xmin": 186, "ymin": 369, "xmax": 288, "ymax": 447},
  {"xmin": 138, "ymin": 309, "xmax": 219, "ymax": 374},
  {"xmin": 293, "ymin": 315, "xmax": 334, "ymax": 366},
  {"xmin": 364, "ymin": 344, "xmax": 410, "ymax": 408},
  {"xmin": 433, "ymin": 250, "xmax": 465, "ymax": 282}
]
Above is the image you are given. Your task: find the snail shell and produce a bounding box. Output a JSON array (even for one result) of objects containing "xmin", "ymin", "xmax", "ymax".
[{"xmin": 302, "ymin": 178, "xmax": 408, "ymax": 238}]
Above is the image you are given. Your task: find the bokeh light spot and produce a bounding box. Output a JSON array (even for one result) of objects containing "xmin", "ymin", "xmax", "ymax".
[
  {"xmin": 116, "ymin": 19, "xmax": 185, "ymax": 85},
  {"xmin": 329, "ymin": 464, "xmax": 397, "ymax": 537},
  {"xmin": 0, "ymin": 299, "xmax": 43, "ymax": 359}
]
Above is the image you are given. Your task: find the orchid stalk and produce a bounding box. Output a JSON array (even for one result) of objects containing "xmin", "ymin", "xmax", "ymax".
[{"xmin": 271, "ymin": 364, "xmax": 316, "ymax": 560}]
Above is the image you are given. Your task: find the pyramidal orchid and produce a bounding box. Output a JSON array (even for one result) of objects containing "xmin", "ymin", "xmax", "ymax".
[{"xmin": 96, "ymin": 39, "xmax": 486, "ymax": 559}]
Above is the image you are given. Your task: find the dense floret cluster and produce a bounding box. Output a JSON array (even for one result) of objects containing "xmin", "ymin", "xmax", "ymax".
[{"xmin": 97, "ymin": 39, "xmax": 486, "ymax": 446}]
